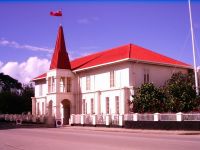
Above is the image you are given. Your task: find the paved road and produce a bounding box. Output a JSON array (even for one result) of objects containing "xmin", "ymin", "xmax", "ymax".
[{"xmin": 0, "ymin": 127, "xmax": 199, "ymax": 150}]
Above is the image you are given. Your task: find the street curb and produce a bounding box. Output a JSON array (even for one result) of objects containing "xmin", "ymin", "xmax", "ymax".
[{"xmin": 62, "ymin": 126, "xmax": 200, "ymax": 135}]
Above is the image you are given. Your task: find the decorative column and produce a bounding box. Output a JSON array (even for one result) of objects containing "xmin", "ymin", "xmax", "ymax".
[
  {"xmin": 120, "ymin": 87, "xmax": 128, "ymax": 114},
  {"xmin": 31, "ymin": 97, "xmax": 36, "ymax": 116},
  {"xmin": 55, "ymin": 104, "xmax": 61, "ymax": 119}
]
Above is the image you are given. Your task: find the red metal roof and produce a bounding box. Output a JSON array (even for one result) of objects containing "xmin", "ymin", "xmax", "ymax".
[
  {"xmin": 33, "ymin": 43, "xmax": 190, "ymax": 81},
  {"xmin": 32, "ymin": 73, "xmax": 46, "ymax": 81},
  {"xmin": 50, "ymin": 25, "xmax": 71, "ymax": 70},
  {"xmin": 70, "ymin": 43, "xmax": 190, "ymax": 70}
]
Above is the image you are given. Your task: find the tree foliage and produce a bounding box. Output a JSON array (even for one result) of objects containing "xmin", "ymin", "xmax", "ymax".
[
  {"xmin": 132, "ymin": 83, "xmax": 166, "ymax": 113},
  {"xmin": 131, "ymin": 72, "xmax": 200, "ymax": 113},
  {"xmin": 0, "ymin": 73, "xmax": 33, "ymax": 114},
  {"xmin": 0, "ymin": 73, "xmax": 22, "ymax": 92},
  {"xmin": 163, "ymin": 72, "xmax": 198, "ymax": 112}
]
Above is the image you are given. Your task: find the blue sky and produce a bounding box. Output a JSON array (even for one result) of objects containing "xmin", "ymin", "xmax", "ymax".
[{"xmin": 0, "ymin": 0, "xmax": 200, "ymax": 82}]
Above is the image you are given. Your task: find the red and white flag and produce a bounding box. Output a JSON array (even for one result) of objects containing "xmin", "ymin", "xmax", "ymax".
[{"xmin": 50, "ymin": 10, "xmax": 62, "ymax": 16}]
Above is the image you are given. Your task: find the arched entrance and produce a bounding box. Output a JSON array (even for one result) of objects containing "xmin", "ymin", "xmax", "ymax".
[{"xmin": 61, "ymin": 99, "xmax": 70, "ymax": 125}]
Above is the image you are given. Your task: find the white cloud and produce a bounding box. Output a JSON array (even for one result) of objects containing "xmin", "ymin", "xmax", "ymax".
[
  {"xmin": 0, "ymin": 57, "xmax": 50, "ymax": 83},
  {"xmin": 0, "ymin": 38, "xmax": 53, "ymax": 53}
]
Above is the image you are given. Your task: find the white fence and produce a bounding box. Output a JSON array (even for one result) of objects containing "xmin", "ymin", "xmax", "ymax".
[
  {"xmin": 70, "ymin": 113, "xmax": 200, "ymax": 127},
  {"xmin": 0, "ymin": 114, "xmax": 46, "ymax": 123}
]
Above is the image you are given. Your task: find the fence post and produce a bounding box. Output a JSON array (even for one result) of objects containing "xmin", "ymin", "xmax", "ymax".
[
  {"xmin": 133, "ymin": 113, "xmax": 138, "ymax": 121},
  {"xmin": 176, "ymin": 112, "xmax": 183, "ymax": 121},
  {"xmin": 154, "ymin": 113, "xmax": 160, "ymax": 121},
  {"xmin": 32, "ymin": 115, "xmax": 36, "ymax": 122},
  {"xmin": 81, "ymin": 114, "xmax": 85, "ymax": 125},
  {"xmin": 106, "ymin": 114, "xmax": 110, "ymax": 126},
  {"xmin": 93, "ymin": 115, "xmax": 97, "ymax": 126},
  {"xmin": 119, "ymin": 114, "xmax": 124, "ymax": 127},
  {"xmin": 70, "ymin": 114, "xmax": 75, "ymax": 125}
]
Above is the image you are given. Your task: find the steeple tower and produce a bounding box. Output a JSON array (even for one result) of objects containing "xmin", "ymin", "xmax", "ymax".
[
  {"xmin": 46, "ymin": 25, "xmax": 75, "ymax": 126},
  {"xmin": 50, "ymin": 25, "xmax": 71, "ymax": 70}
]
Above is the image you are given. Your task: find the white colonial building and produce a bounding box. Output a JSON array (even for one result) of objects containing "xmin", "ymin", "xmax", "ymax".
[{"xmin": 31, "ymin": 25, "xmax": 191, "ymax": 125}]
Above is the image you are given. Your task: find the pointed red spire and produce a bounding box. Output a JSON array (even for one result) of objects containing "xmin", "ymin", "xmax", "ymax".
[{"xmin": 50, "ymin": 25, "xmax": 71, "ymax": 70}]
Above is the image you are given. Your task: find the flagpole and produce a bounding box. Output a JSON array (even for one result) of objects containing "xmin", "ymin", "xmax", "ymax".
[
  {"xmin": 60, "ymin": 9, "xmax": 62, "ymax": 25},
  {"xmin": 188, "ymin": 0, "xmax": 199, "ymax": 95}
]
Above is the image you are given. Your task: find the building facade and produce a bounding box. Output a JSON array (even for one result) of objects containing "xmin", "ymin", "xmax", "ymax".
[{"xmin": 31, "ymin": 25, "xmax": 191, "ymax": 125}]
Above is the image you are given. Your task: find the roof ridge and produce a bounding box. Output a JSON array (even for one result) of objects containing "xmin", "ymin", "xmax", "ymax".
[{"xmin": 71, "ymin": 43, "xmax": 132, "ymax": 62}]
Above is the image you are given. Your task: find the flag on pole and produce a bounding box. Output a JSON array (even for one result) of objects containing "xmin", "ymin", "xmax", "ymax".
[{"xmin": 50, "ymin": 10, "xmax": 62, "ymax": 16}]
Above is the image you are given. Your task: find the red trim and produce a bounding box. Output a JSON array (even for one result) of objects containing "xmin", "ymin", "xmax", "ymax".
[{"xmin": 32, "ymin": 73, "xmax": 46, "ymax": 81}]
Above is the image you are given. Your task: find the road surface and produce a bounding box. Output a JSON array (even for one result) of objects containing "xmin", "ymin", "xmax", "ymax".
[{"xmin": 0, "ymin": 127, "xmax": 199, "ymax": 150}]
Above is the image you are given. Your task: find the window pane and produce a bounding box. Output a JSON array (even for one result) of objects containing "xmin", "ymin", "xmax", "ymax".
[
  {"xmin": 115, "ymin": 96, "xmax": 119, "ymax": 114},
  {"xmin": 110, "ymin": 71, "xmax": 115, "ymax": 87},
  {"xmin": 106, "ymin": 97, "xmax": 109, "ymax": 114},
  {"xmin": 86, "ymin": 76, "xmax": 90, "ymax": 90},
  {"xmin": 52, "ymin": 78, "xmax": 55, "ymax": 92},
  {"xmin": 48, "ymin": 77, "xmax": 51, "ymax": 93},
  {"xmin": 60, "ymin": 77, "xmax": 65, "ymax": 93},
  {"xmin": 91, "ymin": 98, "xmax": 94, "ymax": 114},
  {"xmin": 37, "ymin": 102, "xmax": 40, "ymax": 115},
  {"xmin": 42, "ymin": 102, "xmax": 44, "ymax": 115},
  {"xmin": 67, "ymin": 77, "xmax": 71, "ymax": 92},
  {"xmin": 82, "ymin": 99, "xmax": 85, "ymax": 114}
]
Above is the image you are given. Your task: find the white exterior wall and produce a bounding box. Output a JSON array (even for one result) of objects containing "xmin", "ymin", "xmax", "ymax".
[
  {"xmin": 130, "ymin": 62, "xmax": 188, "ymax": 87},
  {"xmin": 33, "ymin": 61, "xmax": 189, "ymax": 117},
  {"xmin": 79, "ymin": 62, "xmax": 130, "ymax": 92},
  {"xmin": 78, "ymin": 62, "xmax": 131, "ymax": 115},
  {"xmin": 35, "ymin": 81, "xmax": 47, "ymax": 98}
]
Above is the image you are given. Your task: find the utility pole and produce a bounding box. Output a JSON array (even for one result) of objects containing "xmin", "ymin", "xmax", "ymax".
[{"xmin": 188, "ymin": 0, "xmax": 199, "ymax": 95}]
